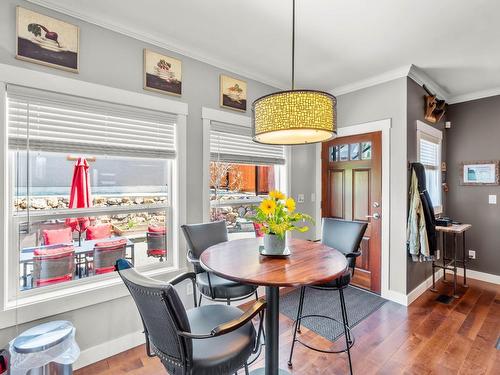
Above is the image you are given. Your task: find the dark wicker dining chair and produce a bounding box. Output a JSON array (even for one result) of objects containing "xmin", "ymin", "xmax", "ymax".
[
  {"xmin": 287, "ymin": 218, "xmax": 368, "ymax": 375},
  {"xmin": 116, "ymin": 259, "xmax": 265, "ymax": 375},
  {"xmin": 181, "ymin": 221, "xmax": 259, "ymax": 306}
]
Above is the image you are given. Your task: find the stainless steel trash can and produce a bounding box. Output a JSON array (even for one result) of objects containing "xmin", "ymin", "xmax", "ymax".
[{"xmin": 10, "ymin": 321, "xmax": 79, "ymax": 375}]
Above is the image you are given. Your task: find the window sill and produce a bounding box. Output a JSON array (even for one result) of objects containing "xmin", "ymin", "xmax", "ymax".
[{"xmin": 0, "ymin": 265, "xmax": 186, "ymax": 330}]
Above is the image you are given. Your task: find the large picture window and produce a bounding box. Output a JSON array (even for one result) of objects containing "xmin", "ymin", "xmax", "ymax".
[
  {"xmin": 7, "ymin": 85, "xmax": 177, "ymax": 292},
  {"xmin": 209, "ymin": 120, "xmax": 286, "ymax": 238},
  {"xmin": 417, "ymin": 121, "xmax": 443, "ymax": 214}
]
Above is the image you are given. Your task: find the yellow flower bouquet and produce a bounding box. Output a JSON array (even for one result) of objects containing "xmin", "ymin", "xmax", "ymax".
[{"xmin": 251, "ymin": 190, "xmax": 314, "ymax": 253}]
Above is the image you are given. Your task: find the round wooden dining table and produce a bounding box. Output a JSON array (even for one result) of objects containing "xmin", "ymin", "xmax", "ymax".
[{"xmin": 200, "ymin": 237, "xmax": 348, "ymax": 375}]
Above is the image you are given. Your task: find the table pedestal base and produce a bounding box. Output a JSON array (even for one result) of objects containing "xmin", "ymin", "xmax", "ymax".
[{"xmin": 250, "ymin": 368, "xmax": 290, "ymax": 374}]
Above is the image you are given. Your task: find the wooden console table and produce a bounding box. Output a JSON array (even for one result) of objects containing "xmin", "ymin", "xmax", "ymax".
[{"xmin": 431, "ymin": 223, "xmax": 472, "ymax": 298}]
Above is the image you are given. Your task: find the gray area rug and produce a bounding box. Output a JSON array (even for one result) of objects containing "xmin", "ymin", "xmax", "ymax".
[{"xmin": 279, "ymin": 286, "xmax": 387, "ymax": 342}]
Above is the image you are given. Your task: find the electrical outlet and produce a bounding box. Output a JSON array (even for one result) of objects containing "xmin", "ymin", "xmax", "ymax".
[
  {"xmin": 297, "ymin": 194, "xmax": 305, "ymax": 203},
  {"xmin": 489, "ymin": 195, "xmax": 497, "ymax": 204},
  {"xmin": 186, "ymin": 282, "xmax": 193, "ymax": 295},
  {"xmin": 468, "ymin": 250, "xmax": 476, "ymax": 260}
]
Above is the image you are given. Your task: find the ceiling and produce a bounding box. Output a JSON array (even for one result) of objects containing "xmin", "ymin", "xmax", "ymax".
[{"xmin": 28, "ymin": 0, "xmax": 500, "ymax": 101}]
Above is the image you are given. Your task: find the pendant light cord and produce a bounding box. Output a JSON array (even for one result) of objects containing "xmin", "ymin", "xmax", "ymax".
[{"xmin": 291, "ymin": 0, "xmax": 295, "ymax": 90}]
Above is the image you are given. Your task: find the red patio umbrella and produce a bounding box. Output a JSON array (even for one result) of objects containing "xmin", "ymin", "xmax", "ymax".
[{"xmin": 65, "ymin": 157, "xmax": 92, "ymax": 245}]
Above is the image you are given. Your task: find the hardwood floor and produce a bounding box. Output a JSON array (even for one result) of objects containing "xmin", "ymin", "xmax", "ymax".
[{"xmin": 75, "ymin": 276, "xmax": 500, "ymax": 375}]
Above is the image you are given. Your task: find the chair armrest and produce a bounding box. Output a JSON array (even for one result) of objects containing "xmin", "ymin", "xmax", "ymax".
[
  {"xmin": 186, "ymin": 251, "xmax": 201, "ymax": 265},
  {"xmin": 178, "ymin": 298, "xmax": 266, "ymax": 339},
  {"xmin": 346, "ymin": 250, "xmax": 361, "ymax": 259},
  {"xmin": 169, "ymin": 272, "xmax": 196, "ymax": 286}
]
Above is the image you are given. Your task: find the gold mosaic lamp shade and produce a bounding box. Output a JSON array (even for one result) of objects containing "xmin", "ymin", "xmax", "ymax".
[{"xmin": 252, "ymin": 90, "xmax": 337, "ymax": 145}]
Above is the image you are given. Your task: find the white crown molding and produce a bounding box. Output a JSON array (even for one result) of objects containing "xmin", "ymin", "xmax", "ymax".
[
  {"xmin": 407, "ymin": 64, "xmax": 449, "ymax": 101},
  {"xmin": 329, "ymin": 65, "xmax": 412, "ymax": 96},
  {"xmin": 25, "ymin": 0, "xmax": 287, "ymax": 90},
  {"xmin": 448, "ymin": 87, "xmax": 500, "ymax": 104}
]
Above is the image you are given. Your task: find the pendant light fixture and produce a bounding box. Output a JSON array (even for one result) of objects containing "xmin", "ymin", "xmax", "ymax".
[{"xmin": 252, "ymin": 0, "xmax": 337, "ymax": 145}]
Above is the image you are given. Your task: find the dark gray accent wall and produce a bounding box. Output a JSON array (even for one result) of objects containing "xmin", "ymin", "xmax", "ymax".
[
  {"xmin": 446, "ymin": 96, "xmax": 500, "ymax": 277},
  {"xmin": 406, "ymin": 77, "xmax": 447, "ymax": 293}
]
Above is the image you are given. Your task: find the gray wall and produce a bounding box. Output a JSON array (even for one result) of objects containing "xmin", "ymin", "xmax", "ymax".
[
  {"xmin": 290, "ymin": 78, "xmax": 409, "ymax": 294},
  {"xmin": 446, "ymin": 96, "xmax": 500, "ymax": 276},
  {"xmin": 0, "ymin": 0, "xmax": 277, "ymax": 356},
  {"xmin": 406, "ymin": 77, "xmax": 447, "ymax": 293}
]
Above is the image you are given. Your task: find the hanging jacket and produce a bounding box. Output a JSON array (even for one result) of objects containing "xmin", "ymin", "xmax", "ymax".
[{"xmin": 407, "ymin": 163, "xmax": 437, "ymax": 261}]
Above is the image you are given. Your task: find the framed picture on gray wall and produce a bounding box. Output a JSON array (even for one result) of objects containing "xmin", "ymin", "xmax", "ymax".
[
  {"xmin": 16, "ymin": 7, "xmax": 79, "ymax": 73},
  {"xmin": 220, "ymin": 75, "xmax": 247, "ymax": 112},
  {"xmin": 143, "ymin": 49, "xmax": 182, "ymax": 96},
  {"xmin": 460, "ymin": 161, "xmax": 499, "ymax": 185}
]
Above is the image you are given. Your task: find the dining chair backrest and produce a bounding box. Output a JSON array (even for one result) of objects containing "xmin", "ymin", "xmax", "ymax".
[
  {"xmin": 42, "ymin": 227, "xmax": 73, "ymax": 245},
  {"xmin": 33, "ymin": 245, "xmax": 75, "ymax": 287},
  {"xmin": 181, "ymin": 221, "xmax": 228, "ymax": 273},
  {"xmin": 93, "ymin": 239, "xmax": 127, "ymax": 274},
  {"xmin": 321, "ymin": 218, "xmax": 367, "ymax": 269},
  {"xmin": 116, "ymin": 259, "xmax": 192, "ymax": 372},
  {"xmin": 86, "ymin": 224, "xmax": 112, "ymax": 240}
]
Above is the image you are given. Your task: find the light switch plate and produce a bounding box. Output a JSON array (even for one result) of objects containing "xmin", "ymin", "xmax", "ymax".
[
  {"xmin": 311, "ymin": 193, "xmax": 316, "ymax": 202},
  {"xmin": 489, "ymin": 195, "xmax": 497, "ymax": 204},
  {"xmin": 297, "ymin": 194, "xmax": 305, "ymax": 203}
]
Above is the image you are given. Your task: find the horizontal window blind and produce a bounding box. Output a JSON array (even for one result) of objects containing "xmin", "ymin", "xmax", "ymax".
[
  {"xmin": 419, "ymin": 137, "xmax": 439, "ymax": 169},
  {"xmin": 7, "ymin": 85, "xmax": 177, "ymax": 159},
  {"xmin": 210, "ymin": 121, "xmax": 286, "ymax": 165}
]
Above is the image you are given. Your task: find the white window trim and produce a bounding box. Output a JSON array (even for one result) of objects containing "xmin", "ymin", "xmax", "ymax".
[
  {"xmin": 0, "ymin": 63, "xmax": 187, "ymax": 328},
  {"xmin": 416, "ymin": 120, "xmax": 443, "ymax": 215},
  {"xmin": 201, "ymin": 107, "xmax": 290, "ymax": 222}
]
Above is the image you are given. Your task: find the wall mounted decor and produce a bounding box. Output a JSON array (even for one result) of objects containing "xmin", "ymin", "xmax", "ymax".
[
  {"xmin": 144, "ymin": 49, "xmax": 182, "ymax": 96},
  {"xmin": 460, "ymin": 161, "xmax": 499, "ymax": 186},
  {"xmin": 16, "ymin": 7, "xmax": 79, "ymax": 72},
  {"xmin": 220, "ymin": 74, "xmax": 247, "ymax": 112},
  {"xmin": 423, "ymin": 84, "xmax": 447, "ymax": 124}
]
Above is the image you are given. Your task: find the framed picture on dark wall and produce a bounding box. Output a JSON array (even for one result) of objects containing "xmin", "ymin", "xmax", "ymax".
[
  {"xmin": 220, "ymin": 74, "xmax": 247, "ymax": 112},
  {"xmin": 143, "ymin": 49, "xmax": 182, "ymax": 96},
  {"xmin": 16, "ymin": 7, "xmax": 79, "ymax": 73},
  {"xmin": 460, "ymin": 161, "xmax": 499, "ymax": 185}
]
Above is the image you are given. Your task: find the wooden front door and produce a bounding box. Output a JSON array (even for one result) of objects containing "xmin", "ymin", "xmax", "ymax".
[{"xmin": 321, "ymin": 132, "xmax": 382, "ymax": 293}]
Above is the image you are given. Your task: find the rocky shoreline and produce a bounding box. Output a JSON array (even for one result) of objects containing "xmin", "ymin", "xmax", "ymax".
[{"xmin": 14, "ymin": 195, "xmax": 168, "ymax": 210}]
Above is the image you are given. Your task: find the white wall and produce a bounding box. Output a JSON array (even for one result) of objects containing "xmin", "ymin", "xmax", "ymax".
[
  {"xmin": 290, "ymin": 78, "xmax": 408, "ymax": 295},
  {"xmin": 0, "ymin": 0, "xmax": 277, "ymax": 362}
]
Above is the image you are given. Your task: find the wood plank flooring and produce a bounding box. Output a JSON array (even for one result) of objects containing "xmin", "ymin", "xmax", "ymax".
[{"xmin": 75, "ymin": 276, "xmax": 500, "ymax": 375}]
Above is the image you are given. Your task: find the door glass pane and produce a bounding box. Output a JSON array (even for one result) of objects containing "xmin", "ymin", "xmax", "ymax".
[
  {"xmin": 361, "ymin": 142, "xmax": 372, "ymax": 160},
  {"xmin": 350, "ymin": 143, "xmax": 360, "ymax": 160},
  {"xmin": 339, "ymin": 144, "xmax": 349, "ymax": 161},
  {"xmin": 329, "ymin": 146, "xmax": 337, "ymax": 162}
]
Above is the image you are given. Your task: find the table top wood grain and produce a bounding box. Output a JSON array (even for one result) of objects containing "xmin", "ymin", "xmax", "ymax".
[
  {"xmin": 200, "ymin": 238, "xmax": 348, "ymax": 287},
  {"xmin": 436, "ymin": 223, "xmax": 472, "ymax": 233}
]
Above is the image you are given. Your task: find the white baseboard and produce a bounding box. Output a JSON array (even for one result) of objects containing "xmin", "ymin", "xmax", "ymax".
[
  {"xmin": 74, "ymin": 330, "xmax": 145, "ymax": 370},
  {"xmin": 407, "ymin": 270, "xmax": 444, "ymax": 306},
  {"xmin": 445, "ymin": 267, "xmax": 500, "ymax": 285},
  {"xmin": 381, "ymin": 289, "xmax": 408, "ymax": 306}
]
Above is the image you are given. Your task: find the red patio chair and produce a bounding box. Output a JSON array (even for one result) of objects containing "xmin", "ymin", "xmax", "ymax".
[
  {"xmin": 93, "ymin": 238, "xmax": 127, "ymax": 275},
  {"xmin": 253, "ymin": 222, "xmax": 265, "ymax": 238},
  {"xmin": 42, "ymin": 227, "xmax": 73, "ymax": 245},
  {"xmin": 146, "ymin": 225, "xmax": 167, "ymax": 261},
  {"xmin": 32, "ymin": 245, "xmax": 75, "ymax": 287},
  {"xmin": 86, "ymin": 224, "xmax": 112, "ymax": 240}
]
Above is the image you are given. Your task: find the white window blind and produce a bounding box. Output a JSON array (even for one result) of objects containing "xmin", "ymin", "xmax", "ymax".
[
  {"xmin": 210, "ymin": 121, "xmax": 286, "ymax": 165},
  {"xmin": 417, "ymin": 124, "xmax": 442, "ymax": 213},
  {"xmin": 419, "ymin": 138, "xmax": 439, "ymax": 169},
  {"xmin": 7, "ymin": 85, "xmax": 177, "ymax": 159}
]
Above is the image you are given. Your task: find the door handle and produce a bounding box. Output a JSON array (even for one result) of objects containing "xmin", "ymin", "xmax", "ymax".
[{"xmin": 366, "ymin": 213, "xmax": 380, "ymax": 220}]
